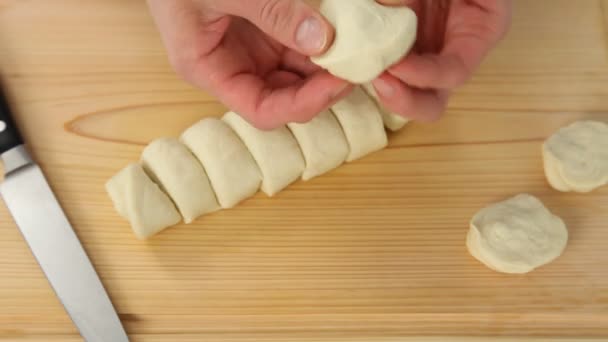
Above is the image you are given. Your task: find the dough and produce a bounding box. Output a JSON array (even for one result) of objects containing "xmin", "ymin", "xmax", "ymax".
[
  {"xmin": 105, "ymin": 163, "xmax": 181, "ymax": 240},
  {"xmin": 181, "ymin": 118, "xmax": 261, "ymax": 208},
  {"xmin": 223, "ymin": 112, "xmax": 305, "ymax": 196},
  {"xmin": 542, "ymin": 120, "xmax": 608, "ymax": 193},
  {"xmin": 542, "ymin": 150, "xmax": 573, "ymax": 192},
  {"xmin": 141, "ymin": 137, "xmax": 220, "ymax": 223},
  {"xmin": 362, "ymin": 83, "xmax": 409, "ymax": 131},
  {"xmin": 330, "ymin": 87, "xmax": 388, "ymax": 162},
  {"xmin": 311, "ymin": 0, "xmax": 417, "ymax": 83},
  {"xmin": 288, "ymin": 110, "xmax": 350, "ymax": 181},
  {"xmin": 466, "ymin": 194, "xmax": 568, "ymax": 274}
]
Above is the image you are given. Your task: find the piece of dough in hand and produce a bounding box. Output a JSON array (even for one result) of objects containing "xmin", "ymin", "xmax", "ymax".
[
  {"xmin": 181, "ymin": 118, "xmax": 261, "ymax": 209},
  {"xmin": 311, "ymin": 0, "xmax": 417, "ymax": 83},
  {"xmin": 330, "ymin": 87, "xmax": 388, "ymax": 162},
  {"xmin": 362, "ymin": 83, "xmax": 409, "ymax": 131},
  {"xmin": 467, "ymin": 194, "xmax": 568, "ymax": 274},
  {"xmin": 106, "ymin": 163, "xmax": 181, "ymax": 239},
  {"xmin": 141, "ymin": 137, "xmax": 220, "ymax": 223},
  {"xmin": 288, "ymin": 110, "xmax": 349, "ymax": 181},
  {"xmin": 223, "ymin": 112, "xmax": 305, "ymax": 196},
  {"xmin": 542, "ymin": 120, "xmax": 608, "ymax": 193}
]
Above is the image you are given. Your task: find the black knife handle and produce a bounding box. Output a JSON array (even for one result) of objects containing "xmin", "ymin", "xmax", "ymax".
[{"xmin": 0, "ymin": 86, "xmax": 24, "ymax": 154}]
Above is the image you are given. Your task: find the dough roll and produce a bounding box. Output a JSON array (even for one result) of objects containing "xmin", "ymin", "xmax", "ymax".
[
  {"xmin": 141, "ymin": 137, "xmax": 220, "ymax": 223},
  {"xmin": 330, "ymin": 87, "xmax": 388, "ymax": 162},
  {"xmin": 181, "ymin": 118, "xmax": 262, "ymax": 208},
  {"xmin": 287, "ymin": 110, "xmax": 349, "ymax": 181},
  {"xmin": 223, "ymin": 112, "xmax": 305, "ymax": 196},
  {"xmin": 105, "ymin": 163, "xmax": 181, "ymax": 239}
]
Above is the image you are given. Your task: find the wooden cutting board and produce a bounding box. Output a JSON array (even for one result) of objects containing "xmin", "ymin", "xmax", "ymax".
[{"xmin": 0, "ymin": 0, "xmax": 607, "ymax": 341}]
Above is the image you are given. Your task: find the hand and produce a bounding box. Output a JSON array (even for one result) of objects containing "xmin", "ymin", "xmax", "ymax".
[
  {"xmin": 147, "ymin": 0, "xmax": 351, "ymax": 130},
  {"xmin": 372, "ymin": 0, "xmax": 512, "ymax": 121}
]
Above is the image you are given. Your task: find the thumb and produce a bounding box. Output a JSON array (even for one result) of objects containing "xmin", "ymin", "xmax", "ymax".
[{"xmin": 224, "ymin": 0, "xmax": 334, "ymax": 56}]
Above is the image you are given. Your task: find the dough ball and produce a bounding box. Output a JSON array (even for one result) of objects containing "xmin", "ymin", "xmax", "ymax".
[
  {"xmin": 181, "ymin": 118, "xmax": 261, "ymax": 208},
  {"xmin": 141, "ymin": 137, "xmax": 220, "ymax": 223},
  {"xmin": 330, "ymin": 87, "xmax": 388, "ymax": 162},
  {"xmin": 362, "ymin": 83, "xmax": 409, "ymax": 131},
  {"xmin": 223, "ymin": 112, "xmax": 305, "ymax": 196},
  {"xmin": 467, "ymin": 194, "xmax": 568, "ymax": 274},
  {"xmin": 542, "ymin": 120, "xmax": 608, "ymax": 192},
  {"xmin": 311, "ymin": 0, "xmax": 417, "ymax": 83},
  {"xmin": 106, "ymin": 163, "xmax": 181, "ymax": 239},
  {"xmin": 287, "ymin": 110, "xmax": 350, "ymax": 181}
]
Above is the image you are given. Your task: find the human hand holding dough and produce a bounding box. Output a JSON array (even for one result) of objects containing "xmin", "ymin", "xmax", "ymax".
[
  {"xmin": 146, "ymin": 0, "xmax": 350, "ymax": 130},
  {"xmin": 311, "ymin": 0, "xmax": 417, "ymax": 83},
  {"xmin": 368, "ymin": 1, "xmax": 512, "ymax": 122}
]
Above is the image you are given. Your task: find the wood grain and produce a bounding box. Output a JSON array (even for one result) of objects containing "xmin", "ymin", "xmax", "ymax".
[{"xmin": 0, "ymin": 0, "xmax": 607, "ymax": 341}]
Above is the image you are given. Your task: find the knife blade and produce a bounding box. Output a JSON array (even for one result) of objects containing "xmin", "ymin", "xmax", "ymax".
[{"xmin": 0, "ymin": 86, "xmax": 129, "ymax": 342}]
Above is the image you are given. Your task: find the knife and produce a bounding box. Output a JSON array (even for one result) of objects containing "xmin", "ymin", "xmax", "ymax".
[{"xmin": 0, "ymin": 85, "xmax": 129, "ymax": 342}]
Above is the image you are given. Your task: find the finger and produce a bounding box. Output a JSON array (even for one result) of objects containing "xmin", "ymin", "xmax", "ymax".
[
  {"xmin": 219, "ymin": 0, "xmax": 334, "ymax": 56},
  {"xmin": 387, "ymin": 1, "xmax": 512, "ymax": 90},
  {"xmin": 147, "ymin": 0, "xmax": 232, "ymax": 80},
  {"xmin": 371, "ymin": 74, "xmax": 447, "ymax": 122},
  {"xmin": 387, "ymin": 52, "xmax": 471, "ymax": 90},
  {"xmin": 216, "ymin": 71, "xmax": 352, "ymax": 130}
]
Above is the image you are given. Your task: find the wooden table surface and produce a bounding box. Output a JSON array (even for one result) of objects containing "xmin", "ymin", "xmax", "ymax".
[{"xmin": 1, "ymin": 0, "xmax": 608, "ymax": 341}]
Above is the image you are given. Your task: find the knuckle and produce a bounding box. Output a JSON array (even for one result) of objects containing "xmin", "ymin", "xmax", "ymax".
[{"xmin": 258, "ymin": 0, "xmax": 295, "ymax": 32}]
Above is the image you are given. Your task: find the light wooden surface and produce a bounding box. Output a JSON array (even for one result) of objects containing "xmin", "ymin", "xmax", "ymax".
[{"xmin": 1, "ymin": 0, "xmax": 608, "ymax": 341}]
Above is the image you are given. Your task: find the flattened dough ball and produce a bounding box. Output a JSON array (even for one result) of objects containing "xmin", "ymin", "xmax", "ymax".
[
  {"xmin": 330, "ymin": 87, "xmax": 388, "ymax": 162},
  {"xmin": 467, "ymin": 194, "xmax": 568, "ymax": 274},
  {"xmin": 542, "ymin": 120, "xmax": 608, "ymax": 193},
  {"xmin": 181, "ymin": 118, "xmax": 261, "ymax": 208},
  {"xmin": 223, "ymin": 112, "xmax": 305, "ymax": 196},
  {"xmin": 311, "ymin": 0, "xmax": 417, "ymax": 83},
  {"xmin": 106, "ymin": 163, "xmax": 181, "ymax": 239},
  {"xmin": 363, "ymin": 83, "xmax": 409, "ymax": 131},
  {"xmin": 141, "ymin": 137, "xmax": 220, "ymax": 223},
  {"xmin": 287, "ymin": 110, "xmax": 349, "ymax": 181}
]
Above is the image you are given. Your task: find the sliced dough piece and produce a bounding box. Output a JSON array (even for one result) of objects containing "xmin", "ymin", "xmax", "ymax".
[
  {"xmin": 181, "ymin": 118, "xmax": 261, "ymax": 208},
  {"xmin": 223, "ymin": 112, "xmax": 306, "ymax": 196},
  {"xmin": 542, "ymin": 149, "xmax": 573, "ymax": 192},
  {"xmin": 106, "ymin": 163, "xmax": 181, "ymax": 240},
  {"xmin": 287, "ymin": 110, "xmax": 349, "ymax": 181},
  {"xmin": 330, "ymin": 87, "xmax": 388, "ymax": 162},
  {"xmin": 542, "ymin": 120, "xmax": 608, "ymax": 193},
  {"xmin": 311, "ymin": 0, "xmax": 417, "ymax": 83},
  {"xmin": 466, "ymin": 194, "xmax": 568, "ymax": 274},
  {"xmin": 141, "ymin": 137, "xmax": 220, "ymax": 223},
  {"xmin": 362, "ymin": 83, "xmax": 409, "ymax": 131}
]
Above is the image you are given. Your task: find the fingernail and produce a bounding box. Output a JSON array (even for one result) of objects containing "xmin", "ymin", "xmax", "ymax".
[
  {"xmin": 374, "ymin": 79, "xmax": 395, "ymax": 98},
  {"xmin": 296, "ymin": 16, "xmax": 327, "ymax": 54}
]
